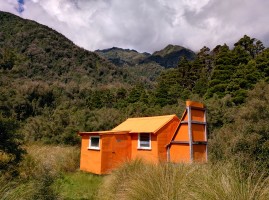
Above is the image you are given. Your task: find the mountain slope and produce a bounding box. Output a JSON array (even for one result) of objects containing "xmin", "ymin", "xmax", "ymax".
[{"xmin": 0, "ymin": 11, "xmax": 130, "ymax": 87}]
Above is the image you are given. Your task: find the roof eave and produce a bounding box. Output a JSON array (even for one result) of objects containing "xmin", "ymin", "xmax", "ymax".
[{"xmin": 78, "ymin": 130, "xmax": 130, "ymax": 136}]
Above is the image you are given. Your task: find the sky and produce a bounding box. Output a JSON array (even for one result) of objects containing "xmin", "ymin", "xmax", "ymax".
[{"xmin": 1, "ymin": 0, "xmax": 269, "ymax": 53}]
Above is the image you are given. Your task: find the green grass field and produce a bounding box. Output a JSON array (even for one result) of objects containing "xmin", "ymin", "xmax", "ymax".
[{"xmin": 54, "ymin": 171, "xmax": 103, "ymax": 200}]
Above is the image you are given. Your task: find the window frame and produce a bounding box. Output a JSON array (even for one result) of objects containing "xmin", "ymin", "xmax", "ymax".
[
  {"xmin": 138, "ymin": 133, "xmax": 151, "ymax": 150},
  {"xmin": 88, "ymin": 136, "xmax": 100, "ymax": 150}
]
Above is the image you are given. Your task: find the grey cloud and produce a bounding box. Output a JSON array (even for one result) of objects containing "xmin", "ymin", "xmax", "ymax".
[
  {"xmin": 183, "ymin": 0, "xmax": 269, "ymax": 48},
  {"xmin": 0, "ymin": 0, "xmax": 269, "ymax": 53}
]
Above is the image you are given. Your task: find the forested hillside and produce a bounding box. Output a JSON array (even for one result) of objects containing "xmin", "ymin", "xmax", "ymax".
[
  {"xmin": 0, "ymin": 12, "xmax": 130, "ymax": 86},
  {"xmin": 0, "ymin": 11, "xmax": 138, "ymax": 146}
]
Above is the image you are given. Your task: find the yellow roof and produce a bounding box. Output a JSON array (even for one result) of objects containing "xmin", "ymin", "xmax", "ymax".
[{"xmin": 112, "ymin": 115, "xmax": 177, "ymax": 134}]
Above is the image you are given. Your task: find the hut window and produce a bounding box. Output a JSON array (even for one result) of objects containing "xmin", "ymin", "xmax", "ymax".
[
  {"xmin": 138, "ymin": 133, "xmax": 151, "ymax": 149},
  {"xmin": 89, "ymin": 136, "xmax": 100, "ymax": 150}
]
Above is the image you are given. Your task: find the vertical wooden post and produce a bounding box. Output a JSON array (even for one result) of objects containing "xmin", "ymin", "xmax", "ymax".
[
  {"xmin": 187, "ymin": 106, "xmax": 193, "ymax": 162},
  {"xmin": 167, "ymin": 146, "xmax": 170, "ymax": 162},
  {"xmin": 204, "ymin": 109, "xmax": 208, "ymax": 162}
]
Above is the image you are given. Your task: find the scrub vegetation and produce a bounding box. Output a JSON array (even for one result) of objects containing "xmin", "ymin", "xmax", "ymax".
[{"xmin": 1, "ymin": 10, "xmax": 269, "ymax": 199}]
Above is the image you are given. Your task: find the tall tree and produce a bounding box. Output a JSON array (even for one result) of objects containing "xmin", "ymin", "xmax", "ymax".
[
  {"xmin": 0, "ymin": 115, "xmax": 25, "ymax": 175},
  {"xmin": 234, "ymin": 35, "xmax": 265, "ymax": 59}
]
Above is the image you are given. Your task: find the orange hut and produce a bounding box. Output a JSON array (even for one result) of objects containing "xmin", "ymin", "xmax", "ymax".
[{"xmin": 78, "ymin": 101, "xmax": 207, "ymax": 174}]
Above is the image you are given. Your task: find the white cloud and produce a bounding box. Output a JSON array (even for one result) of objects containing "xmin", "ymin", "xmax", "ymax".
[{"xmin": 0, "ymin": 0, "xmax": 269, "ymax": 53}]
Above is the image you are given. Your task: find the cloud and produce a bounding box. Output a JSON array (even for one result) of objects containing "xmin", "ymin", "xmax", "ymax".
[{"xmin": 0, "ymin": 0, "xmax": 269, "ymax": 53}]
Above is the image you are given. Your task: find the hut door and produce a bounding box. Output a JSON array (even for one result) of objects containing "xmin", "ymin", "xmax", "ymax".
[{"xmin": 111, "ymin": 135, "xmax": 131, "ymax": 169}]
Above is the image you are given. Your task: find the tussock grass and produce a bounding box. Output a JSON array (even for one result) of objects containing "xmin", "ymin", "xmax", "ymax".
[
  {"xmin": 0, "ymin": 176, "xmax": 35, "ymax": 200},
  {"xmin": 19, "ymin": 144, "xmax": 80, "ymax": 179},
  {"xmin": 26, "ymin": 144, "xmax": 80, "ymax": 173},
  {"xmin": 1, "ymin": 144, "xmax": 81, "ymax": 200},
  {"xmin": 189, "ymin": 164, "xmax": 269, "ymax": 200},
  {"xmin": 98, "ymin": 160, "xmax": 269, "ymax": 200}
]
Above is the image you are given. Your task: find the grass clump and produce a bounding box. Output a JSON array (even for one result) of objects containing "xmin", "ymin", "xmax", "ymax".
[
  {"xmin": 22, "ymin": 144, "xmax": 80, "ymax": 176},
  {"xmin": 0, "ymin": 144, "xmax": 81, "ymax": 200},
  {"xmin": 0, "ymin": 176, "xmax": 35, "ymax": 200},
  {"xmin": 98, "ymin": 160, "xmax": 269, "ymax": 200},
  {"xmin": 189, "ymin": 163, "xmax": 269, "ymax": 200}
]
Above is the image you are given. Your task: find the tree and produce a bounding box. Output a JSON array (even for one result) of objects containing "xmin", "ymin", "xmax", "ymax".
[
  {"xmin": 234, "ymin": 35, "xmax": 265, "ymax": 59},
  {"xmin": 0, "ymin": 115, "xmax": 25, "ymax": 175},
  {"xmin": 205, "ymin": 44, "xmax": 234, "ymax": 98}
]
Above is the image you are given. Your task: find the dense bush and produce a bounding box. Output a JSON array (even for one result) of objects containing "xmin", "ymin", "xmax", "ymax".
[
  {"xmin": 209, "ymin": 82, "xmax": 269, "ymax": 174},
  {"xmin": 0, "ymin": 115, "xmax": 25, "ymax": 175}
]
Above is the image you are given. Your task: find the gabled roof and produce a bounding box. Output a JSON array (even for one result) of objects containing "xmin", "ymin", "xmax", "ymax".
[{"xmin": 112, "ymin": 115, "xmax": 178, "ymax": 134}]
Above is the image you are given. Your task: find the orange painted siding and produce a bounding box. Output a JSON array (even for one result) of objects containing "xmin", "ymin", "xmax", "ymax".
[
  {"xmin": 192, "ymin": 124, "xmax": 206, "ymax": 142},
  {"xmin": 157, "ymin": 117, "xmax": 180, "ymax": 161},
  {"xmin": 193, "ymin": 145, "xmax": 207, "ymax": 162},
  {"xmin": 174, "ymin": 124, "xmax": 189, "ymax": 141},
  {"xmin": 170, "ymin": 144, "xmax": 191, "ymax": 163},
  {"xmin": 156, "ymin": 129, "xmax": 168, "ymax": 162},
  {"xmin": 166, "ymin": 118, "xmax": 181, "ymax": 142},
  {"xmin": 131, "ymin": 133, "xmax": 158, "ymax": 163},
  {"xmin": 80, "ymin": 134, "xmax": 102, "ymax": 174},
  {"xmin": 191, "ymin": 110, "xmax": 205, "ymax": 121}
]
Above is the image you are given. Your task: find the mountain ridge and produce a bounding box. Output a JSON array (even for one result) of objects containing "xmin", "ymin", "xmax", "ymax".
[
  {"xmin": 95, "ymin": 47, "xmax": 149, "ymax": 66},
  {"xmin": 95, "ymin": 44, "xmax": 196, "ymax": 68}
]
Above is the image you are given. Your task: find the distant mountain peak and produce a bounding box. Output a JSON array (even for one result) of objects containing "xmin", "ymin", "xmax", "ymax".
[
  {"xmin": 142, "ymin": 44, "xmax": 196, "ymax": 68},
  {"xmin": 95, "ymin": 47, "xmax": 150, "ymax": 66},
  {"xmin": 153, "ymin": 44, "xmax": 185, "ymax": 57},
  {"xmin": 96, "ymin": 47, "xmax": 140, "ymax": 54},
  {"xmin": 95, "ymin": 44, "xmax": 195, "ymax": 68}
]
